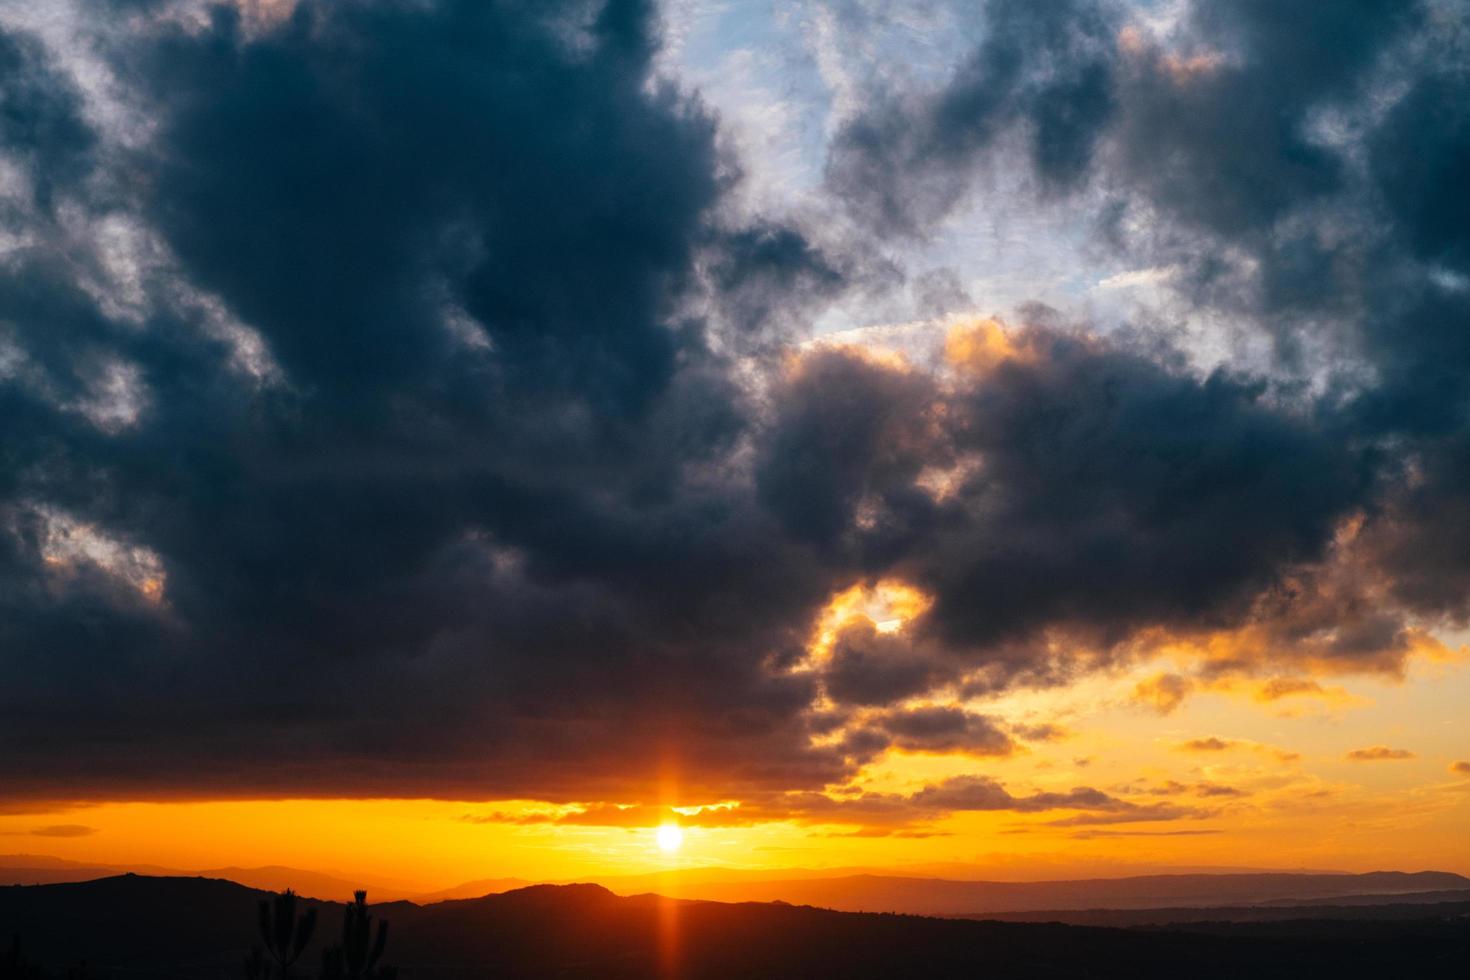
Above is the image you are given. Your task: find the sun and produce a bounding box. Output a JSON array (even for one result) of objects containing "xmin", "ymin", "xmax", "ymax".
[{"xmin": 655, "ymin": 823, "xmax": 684, "ymax": 853}]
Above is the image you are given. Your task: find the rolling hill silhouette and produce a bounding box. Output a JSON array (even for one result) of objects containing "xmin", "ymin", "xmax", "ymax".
[
  {"xmin": 2, "ymin": 874, "xmax": 1467, "ymax": 978},
  {"xmin": 0, "ymin": 856, "xmax": 417, "ymax": 902}
]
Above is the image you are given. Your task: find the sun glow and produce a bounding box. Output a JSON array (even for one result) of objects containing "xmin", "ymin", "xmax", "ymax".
[
  {"xmin": 655, "ymin": 823, "xmax": 684, "ymax": 854},
  {"xmin": 805, "ymin": 578, "xmax": 933, "ymax": 665}
]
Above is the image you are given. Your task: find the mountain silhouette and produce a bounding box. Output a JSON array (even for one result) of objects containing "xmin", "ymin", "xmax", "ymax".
[
  {"xmin": 2, "ymin": 874, "xmax": 1468, "ymax": 978},
  {"xmin": 0, "ymin": 856, "xmax": 416, "ymax": 902}
]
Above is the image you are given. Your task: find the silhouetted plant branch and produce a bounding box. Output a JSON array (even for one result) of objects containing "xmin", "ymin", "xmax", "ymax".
[
  {"xmin": 246, "ymin": 889, "xmax": 317, "ymax": 980},
  {"xmin": 319, "ymin": 891, "xmax": 395, "ymax": 980}
]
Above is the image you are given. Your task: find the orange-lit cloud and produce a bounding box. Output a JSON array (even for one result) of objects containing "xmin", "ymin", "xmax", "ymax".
[
  {"xmin": 1178, "ymin": 737, "xmax": 1233, "ymax": 752},
  {"xmin": 463, "ymin": 802, "xmax": 756, "ymax": 830},
  {"xmin": 1345, "ymin": 746, "xmax": 1416, "ymax": 762},
  {"xmin": 943, "ymin": 317, "xmax": 1034, "ymax": 373},
  {"xmin": 1115, "ymin": 516, "xmax": 1461, "ymax": 685},
  {"xmin": 1173, "ymin": 737, "xmax": 1299, "ymax": 762},
  {"xmin": 1116, "ymin": 23, "xmax": 1227, "ymax": 85},
  {"xmin": 1131, "ymin": 669, "xmax": 1371, "ymax": 719},
  {"xmin": 1255, "ymin": 678, "xmax": 1327, "ymax": 700},
  {"xmin": 1124, "ymin": 779, "xmax": 1246, "ymax": 800},
  {"xmin": 1133, "ymin": 673, "xmax": 1192, "ymax": 715},
  {"xmin": 805, "ymin": 579, "xmax": 933, "ymax": 666}
]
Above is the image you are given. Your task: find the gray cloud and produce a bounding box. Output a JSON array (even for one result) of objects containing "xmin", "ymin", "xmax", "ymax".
[{"xmin": 826, "ymin": 0, "xmax": 1118, "ymax": 236}]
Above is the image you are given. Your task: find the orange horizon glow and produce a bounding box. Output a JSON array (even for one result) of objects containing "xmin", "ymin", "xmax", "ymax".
[
  {"xmin": 6, "ymin": 641, "xmax": 1467, "ymax": 891},
  {"xmin": 5, "ymin": 578, "xmax": 1468, "ymax": 889}
]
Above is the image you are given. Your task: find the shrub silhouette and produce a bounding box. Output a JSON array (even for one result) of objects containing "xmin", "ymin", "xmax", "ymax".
[
  {"xmin": 319, "ymin": 891, "xmax": 395, "ymax": 980},
  {"xmin": 246, "ymin": 889, "xmax": 317, "ymax": 980}
]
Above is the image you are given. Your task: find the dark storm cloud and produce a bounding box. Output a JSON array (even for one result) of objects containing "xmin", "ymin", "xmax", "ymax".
[
  {"xmin": 1109, "ymin": 0, "xmax": 1422, "ymax": 240},
  {"xmin": 756, "ymin": 347, "xmax": 942, "ymax": 558},
  {"xmin": 0, "ymin": 29, "xmax": 95, "ymax": 212},
  {"xmin": 1, "ymin": 0, "xmax": 1468, "ymax": 815},
  {"xmin": 822, "ymin": 623, "xmax": 955, "ymax": 706},
  {"xmin": 0, "ymin": 0, "xmax": 852, "ymax": 805},
  {"xmin": 125, "ymin": 0, "xmax": 714, "ymax": 412},
  {"xmin": 867, "ymin": 705, "xmax": 1016, "ymax": 756},
  {"xmin": 705, "ymin": 223, "xmax": 849, "ymax": 339},
  {"xmin": 915, "ymin": 329, "xmax": 1366, "ymax": 656},
  {"xmin": 1344, "ymin": 68, "xmax": 1470, "ymax": 625},
  {"xmin": 1371, "ymin": 71, "xmax": 1470, "ymax": 270}
]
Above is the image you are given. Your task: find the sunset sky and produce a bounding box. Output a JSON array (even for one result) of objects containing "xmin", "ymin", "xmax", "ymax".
[{"xmin": 1, "ymin": 0, "xmax": 1468, "ymax": 891}]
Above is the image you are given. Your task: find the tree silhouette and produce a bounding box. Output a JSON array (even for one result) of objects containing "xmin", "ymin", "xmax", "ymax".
[
  {"xmin": 319, "ymin": 891, "xmax": 395, "ymax": 980},
  {"xmin": 246, "ymin": 889, "xmax": 317, "ymax": 980},
  {"xmin": 1, "ymin": 936, "xmax": 30, "ymax": 980}
]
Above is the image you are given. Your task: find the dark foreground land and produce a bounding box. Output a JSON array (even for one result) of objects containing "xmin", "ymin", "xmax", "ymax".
[{"xmin": 3, "ymin": 874, "xmax": 1467, "ymax": 979}]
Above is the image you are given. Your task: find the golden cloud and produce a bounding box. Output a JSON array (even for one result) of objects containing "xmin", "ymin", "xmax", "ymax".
[
  {"xmin": 1345, "ymin": 746, "xmax": 1416, "ymax": 762},
  {"xmin": 1132, "ymin": 672, "xmax": 1193, "ymax": 715}
]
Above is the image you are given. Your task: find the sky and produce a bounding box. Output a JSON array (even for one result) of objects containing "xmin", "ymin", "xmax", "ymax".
[{"xmin": 0, "ymin": 0, "xmax": 1468, "ymax": 890}]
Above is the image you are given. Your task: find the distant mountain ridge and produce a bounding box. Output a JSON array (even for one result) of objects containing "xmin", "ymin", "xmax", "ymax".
[
  {"xmin": 585, "ymin": 869, "xmax": 1470, "ymax": 915},
  {"xmin": 4, "ymin": 855, "xmax": 1466, "ymax": 914},
  {"xmin": 412, "ymin": 876, "xmax": 539, "ymax": 902}
]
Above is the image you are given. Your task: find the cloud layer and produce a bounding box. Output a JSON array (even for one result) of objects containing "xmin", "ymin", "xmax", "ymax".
[{"xmin": 0, "ymin": 0, "xmax": 1467, "ymax": 831}]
